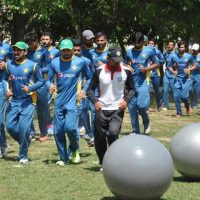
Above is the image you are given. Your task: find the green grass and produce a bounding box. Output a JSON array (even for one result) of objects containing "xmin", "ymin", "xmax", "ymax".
[{"xmin": 1, "ymin": 103, "xmax": 200, "ymax": 200}]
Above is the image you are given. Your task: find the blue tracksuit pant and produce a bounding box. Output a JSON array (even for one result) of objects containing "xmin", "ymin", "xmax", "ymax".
[
  {"xmin": 6, "ymin": 99, "xmax": 34, "ymax": 159},
  {"xmin": 163, "ymin": 75, "xmax": 175, "ymax": 109},
  {"xmin": 190, "ymin": 75, "xmax": 200, "ymax": 108},
  {"xmin": 0, "ymin": 87, "xmax": 7, "ymax": 149},
  {"xmin": 173, "ymin": 77, "xmax": 191, "ymax": 115},
  {"xmin": 30, "ymin": 84, "xmax": 49, "ymax": 136},
  {"xmin": 128, "ymin": 85, "xmax": 150, "ymax": 133},
  {"xmin": 54, "ymin": 108, "xmax": 79, "ymax": 163},
  {"xmin": 151, "ymin": 75, "xmax": 162, "ymax": 109}
]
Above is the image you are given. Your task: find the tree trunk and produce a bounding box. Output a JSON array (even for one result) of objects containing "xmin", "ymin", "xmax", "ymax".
[{"xmin": 10, "ymin": 12, "xmax": 27, "ymax": 44}]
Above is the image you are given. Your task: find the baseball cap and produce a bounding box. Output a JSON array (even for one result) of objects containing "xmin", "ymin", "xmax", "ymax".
[
  {"xmin": 59, "ymin": 39, "xmax": 73, "ymax": 50},
  {"xmin": 108, "ymin": 47, "xmax": 123, "ymax": 63},
  {"xmin": 82, "ymin": 30, "xmax": 95, "ymax": 40},
  {"xmin": 192, "ymin": 43, "xmax": 199, "ymax": 51},
  {"xmin": 12, "ymin": 41, "xmax": 28, "ymax": 50}
]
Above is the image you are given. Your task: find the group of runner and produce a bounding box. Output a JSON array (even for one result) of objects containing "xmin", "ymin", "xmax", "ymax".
[{"xmin": 0, "ymin": 28, "xmax": 199, "ymax": 167}]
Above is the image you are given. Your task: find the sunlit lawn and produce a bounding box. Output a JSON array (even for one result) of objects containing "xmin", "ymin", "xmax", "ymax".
[{"xmin": 0, "ymin": 100, "xmax": 200, "ymax": 200}]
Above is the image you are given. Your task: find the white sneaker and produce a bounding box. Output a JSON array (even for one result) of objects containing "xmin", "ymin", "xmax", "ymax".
[
  {"xmin": 162, "ymin": 107, "xmax": 168, "ymax": 111},
  {"xmin": 56, "ymin": 160, "xmax": 67, "ymax": 166},
  {"xmin": 144, "ymin": 124, "xmax": 151, "ymax": 135},
  {"xmin": 71, "ymin": 151, "xmax": 81, "ymax": 164},
  {"xmin": 19, "ymin": 158, "xmax": 29, "ymax": 164}
]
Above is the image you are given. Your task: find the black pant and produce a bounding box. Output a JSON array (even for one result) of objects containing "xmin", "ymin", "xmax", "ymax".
[{"xmin": 94, "ymin": 109, "xmax": 124, "ymax": 164}]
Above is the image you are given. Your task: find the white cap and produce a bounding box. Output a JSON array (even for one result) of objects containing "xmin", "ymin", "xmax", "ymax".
[{"xmin": 192, "ymin": 43, "xmax": 199, "ymax": 51}]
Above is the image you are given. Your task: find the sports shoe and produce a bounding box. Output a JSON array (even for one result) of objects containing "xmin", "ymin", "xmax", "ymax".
[
  {"xmin": 30, "ymin": 134, "xmax": 36, "ymax": 141},
  {"xmin": 82, "ymin": 134, "xmax": 91, "ymax": 141},
  {"xmin": 47, "ymin": 124, "xmax": 54, "ymax": 135},
  {"xmin": 39, "ymin": 135, "xmax": 48, "ymax": 142},
  {"xmin": 162, "ymin": 107, "xmax": 168, "ymax": 111},
  {"xmin": 144, "ymin": 124, "xmax": 151, "ymax": 135},
  {"xmin": 88, "ymin": 137, "xmax": 94, "ymax": 147},
  {"xmin": 56, "ymin": 160, "xmax": 68, "ymax": 167},
  {"xmin": 19, "ymin": 158, "xmax": 29, "ymax": 164},
  {"xmin": 99, "ymin": 167, "xmax": 103, "ymax": 172},
  {"xmin": 71, "ymin": 151, "xmax": 80, "ymax": 164}
]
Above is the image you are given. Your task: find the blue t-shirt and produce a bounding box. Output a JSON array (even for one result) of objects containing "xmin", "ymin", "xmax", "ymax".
[
  {"xmin": 163, "ymin": 51, "xmax": 176, "ymax": 79},
  {"xmin": 89, "ymin": 47, "xmax": 109, "ymax": 69},
  {"xmin": 168, "ymin": 52, "xmax": 195, "ymax": 79},
  {"xmin": 191, "ymin": 53, "xmax": 200, "ymax": 81},
  {"xmin": 47, "ymin": 56, "xmax": 91, "ymax": 109},
  {"xmin": 126, "ymin": 46, "xmax": 159, "ymax": 88},
  {"xmin": 3, "ymin": 59, "xmax": 44, "ymax": 100}
]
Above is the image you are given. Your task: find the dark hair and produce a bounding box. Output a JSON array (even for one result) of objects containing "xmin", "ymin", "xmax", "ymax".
[
  {"xmin": 72, "ymin": 38, "xmax": 82, "ymax": 46},
  {"xmin": 178, "ymin": 41, "xmax": 187, "ymax": 49},
  {"xmin": 167, "ymin": 40, "xmax": 175, "ymax": 46},
  {"xmin": 131, "ymin": 32, "xmax": 144, "ymax": 43},
  {"xmin": 95, "ymin": 32, "xmax": 107, "ymax": 40},
  {"xmin": 24, "ymin": 32, "xmax": 38, "ymax": 42},
  {"xmin": 149, "ymin": 38, "xmax": 157, "ymax": 44},
  {"xmin": 41, "ymin": 31, "xmax": 52, "ymax": 39}
]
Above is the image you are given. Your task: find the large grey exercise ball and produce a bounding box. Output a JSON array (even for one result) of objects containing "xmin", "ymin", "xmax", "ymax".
[
  {"xmin": 170, "ymin": 123, "xmax": 200, "ymax": 180},
  {"xmin": 102, "ymin": 135, "xmax": 174, "ymax": 200}
]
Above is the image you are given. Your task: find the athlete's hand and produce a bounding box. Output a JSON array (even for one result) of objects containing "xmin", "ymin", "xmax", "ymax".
[
  {"xmin": 22, "ymin": 85, "xmax": 29, "ymax": 93},
  {"xmin": 95, "ymin": 101, "xmax": 103, "ymax": 111},
  {"xmin": 173, "ymin": 70, "xmax": 178, "ymax": 76},
  {"xmin": 140, "ymin": 65, "xmax": 147, "ymax": 73},
  {"xmin": 0, "ymin": 61, "xmax": 6, "ymax": 70},
  {"xmin": 49, "ymin": 84, "xmax": 56, "ymax": 94},
  {"xmin": 119, "ymin": 100, "xmax": 128, "ymax": 111},
  {"xmin": 77, "ymin": 90, "xmax": 86, "ymax": 99},
  {"xmin": 6, "ymin": 89, "xmax": 13, "ymax": 98},
  {"xmin": 184, "ymin": 68, "xmax": 190, "ymax": 74}
]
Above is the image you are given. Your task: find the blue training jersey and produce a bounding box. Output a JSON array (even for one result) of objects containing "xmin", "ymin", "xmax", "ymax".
[
  {"xmin": 191, "ymin": 53, "xmax": 200, "ymax": 80},
  {"xmin": 163, "ymin": 51, "xmax": 176, "ymax": 79},
  {"xmin": 168, "ymin": 52, "xmax": 195, "ymax": 79},
  {"xmin": 0, "ymin": 42, "xmax": 13, "ymax": 89},
  {"xmin": 46, "ymin": 46, "xmax": 60, "ymax": 67},
  {"xmin": 89, "ymin": 47, "xmax": 109, "ymax": 69},
  {"xmin": 3, "ymin": 59, "xmax": 44, "ymax": 101},
  {"xmin": 47, "ymin": 56, "xmax": 91, "ymax": 109},
  {"xmin": 126, "ymin": 46, "xmax": 159, "ymax": 88},
  {"xmin": 151, "ymin": 48, "xmax": 165, "ymax": 77},
  {"xmin": 27, "ymin": 46, "xmax": 50, "ymax": 74}
]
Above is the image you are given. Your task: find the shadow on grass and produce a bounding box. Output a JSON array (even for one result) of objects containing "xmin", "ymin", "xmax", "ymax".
[
  {"xmin": 79, "ymin": 152, "xmax": 92, "ymax": 157},
  {"xmin": 100, "ymin": 197, "xmax": 118, "ymax": 200},
  {"xmin": 173, "ymin": 176, "xmax": 200, "ymax": 183},
  {"xmin": 3, "ymin": 156, "xmax": 19, "ymax": 162},
  {"xmin": 42, "ymin": 159, "xmax": 58, "ymax": 164},
  {"xmin": 101, "ymin": 197, "xmax": 166, "ymax": 200},
  {"xmin": 84, "ymin": 166, "xmax": 101, "ymax": 172}
]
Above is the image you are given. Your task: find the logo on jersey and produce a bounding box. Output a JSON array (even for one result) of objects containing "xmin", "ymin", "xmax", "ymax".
[
  {"xmin": 116, "ymin": 51, "xmax": 121, "ymax": 56},
  {"xmin": 142, "ymin": 53, "xmax": 146, "ymax": 58},
  {"xmin": 71, "ymin": 65, "xmax": 77, "ymax": 71},
  {"xmin": 23, "ymin": 68, "xmax": 29, "ymax": 73},
  {"xmin": 36, "ymin": 54, "xmax": 41, "ymax": 59},
  {"xmin": 117, "ymin": 77, "xmax": 122, "ymax": 82},
  {"xmin": 0, "ymin": 49, "xmax": 6, "ymax": 55},
  {"xmin": 57, "ymin": 72, "xmax": 63, "ymax": 78},
  {"xmin": 184, "ymin": 58, "xmax": 188, "ymax": 62}
]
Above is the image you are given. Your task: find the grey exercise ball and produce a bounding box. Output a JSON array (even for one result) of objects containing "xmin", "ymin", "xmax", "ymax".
[
  {"xmin": 102, "ymin": 135, "xmax": 174, "ymax": 200},
  {"xmin": 170, "ymin": 123, "xmax": 200, "ymax": 180}
]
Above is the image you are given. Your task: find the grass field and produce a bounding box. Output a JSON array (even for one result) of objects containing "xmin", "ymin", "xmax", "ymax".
[{"xmin": 1, "ymin": 102, "xmax": 200, "ymax": 200}]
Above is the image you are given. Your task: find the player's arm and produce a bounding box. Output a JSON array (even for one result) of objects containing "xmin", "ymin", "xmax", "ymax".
[
  {"xmin": 28, "ymin": 64, "xmax": 45, "ymax": 92},
  {"xmin": 119, "ymin": 69, "xmax": 136, "ymax": 111},
  {"xmin": 168, "ymin": 58, "xmax": 178, "ymax": 76},
  {"xmin": 46, "ymin": 61, "xmax": 56, "ymax": 94},
  {"xmin": 2, "ymin": 66, "xmax": 13, "ymax": 97}
]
